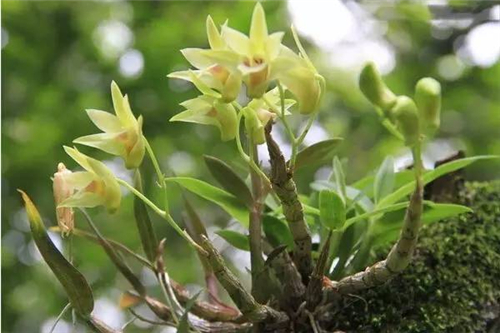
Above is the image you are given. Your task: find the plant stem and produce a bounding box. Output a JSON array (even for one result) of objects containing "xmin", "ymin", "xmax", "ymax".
[
  {"xmin": 117, "ymin": 178, "xmax": 205, "ymax": 254},
  {"xmin": 265, "ymin": 123, "xmax": 313, "ymax": 281},
  {"xmin": 234, "ymin": 107, "xmax": 271, "ymax": 188},
  {"xmin": 248, "ymin": 138, "xmax": 265, "ymax": 300},
  {"xmin": 332, "ymin": 140, "xmax": 424, "ymax": 293},
  {"xmin": 144, "ymin": 138, "xmax": 170, "ymax": 214}
]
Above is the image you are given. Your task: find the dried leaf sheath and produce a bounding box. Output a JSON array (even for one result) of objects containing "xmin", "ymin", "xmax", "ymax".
[{"xmin": 265, "ymin": 123, "xmax": 313, "ymax": 280}]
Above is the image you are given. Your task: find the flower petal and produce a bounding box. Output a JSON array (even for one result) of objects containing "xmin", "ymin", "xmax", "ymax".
[
  {"xmin": 181, "ymin": 48, "xmax": 215, "ymax": 69},
  {"xmin": 265, "ymin": 32, "xmax": 285, "ymax": 60},
  {"xmin": 206, "ymin": 15, "xmax": 225, "ymax": 50},
  {"xmin": 85, "ymin": 158, "xmax": 121, "ymax": 213},
  {"xmin": 85, "ymin": 109, "xmax": 122, "ymax": 133},
  {"xmin": 221, "ymin": 25, "xmax": 250, "ymax": 56},
  {"xmin": 250, "ymin": 3, "xmax": 268, "ymax": 52},
  {"xmin": 111, "ymin": 81, "xmax": 137, "ymax": 127},
  {"xmin": 168, "ymin": 70, "xmax": 223, "ymax": 91},
  {"xmin": 61, "ymin": 171, "xmax": 95, "ymax": 190},
  {"xmin": 59, "ymin": 191, "xmax": 103, "ymax": 208},
  {"xmin": 64, "ymin": 146, "xmax": 93, "ymax": 172},
  {"xmin": 170, "ymin": 109, "xmax": 219, "ymax": 127},
  {"xmin": 188, "ymin": 71, "xmax": 221, "ymax": 98},
  {"xmin": 73, "ymin": 133, "xmax": 126, "ymax": 156}
]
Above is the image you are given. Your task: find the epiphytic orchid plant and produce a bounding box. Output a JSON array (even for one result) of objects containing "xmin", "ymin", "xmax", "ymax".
[{"xmin": 19, "ymin": 3, "xmax": 494, "ymax": 332}]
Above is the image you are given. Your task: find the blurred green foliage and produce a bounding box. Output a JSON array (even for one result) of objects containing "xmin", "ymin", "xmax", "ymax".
[{"xmin": 2, "ymin": 1, "xmax": 499, "ymax": 332}]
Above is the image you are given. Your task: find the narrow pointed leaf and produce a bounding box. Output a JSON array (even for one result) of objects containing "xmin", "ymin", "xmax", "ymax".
[
  {"xmin": 166, "ymin": 177, "xmax": 249, "ymax": 226},
  {"xmin": 133, "ymin": 170, "xmax": 158, "ymax": 262},
  {"xmin": 215, "ymin": 230, "xmax": 250, "ymax": 251},
  {"xmin": 378, "ymin": 155, "xmax": 499, "ymax": 208},
  {"xmin": 372, "ymin": 202, "xmax": 473, "ymax": 245},
  {"xmin": 373, "ymin": 156, "xmax": 395, "ymax": 204},
  {"xmin": 294, "ymin": 138, "xmax": 343, "ymax": 171},
  {"xmin": 331, "ymin": 156, "xmax": 347, "ymax": 201},
  {"xmin": 319, "ymin": 190, "xmax": 346, "ymax": 230},
  {"xmin": 18, "ymin": 190, "xmax": 94, "ymax": 316},
  {"xmin": 204, "ymin": 155, "xmax": 253, "ymax": 207}
]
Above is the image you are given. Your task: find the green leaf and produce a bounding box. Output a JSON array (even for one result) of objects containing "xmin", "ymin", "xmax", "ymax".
[
  {"xmin": 294, "ymin": 138, "xmax": 343, "ymax": 171},
  {"xmin": 331, "ymin": 156, "xmax": 347, "ymax": 200},
  {"xmin": 342, "ymin": 201, "xmax": 409, "ymax": 230},
  {"xmin": 204, "ymin": 155, "xmax": 253, "ymax": 207},
  {"xmin": 353, "ymin": 170, "xmax": 414, "ymax": 199},
  {"xmin": 330, "ymin": 223, "xmax": 358, "ymax": 279},
  {"xmin": 311, "ymin": 180, "xmax": 374, "ymax": 213},
  {"xmin": 166, "ymin": 177, "xmax": 249, "ymax": 226},
  {"xmin": 319, "ymin": 190, "xmax": 346, "ymax": 230},
  {"xmin": 373, "ymin": 156, "xmax": 395, "ymax": 204},
  {"xmin": 18, "ymin": 190, "xmax": 94, "ymax": 317},
  {"xmin": 133, "ymin": 170, "xmax": 158, "ymax": 263},
  {"xmin": 378, "ymin": 155, "xmax": 499, "ymax": 208},
  {"xmin": 177, "ymin": 291, "xmax": 202, "ymax": 333},
  {"xmin": 262, "ymin": 215, "xmax": 294, "ymax": 249},
  {"xmin": 215, "ymin": 230, "xmax": 250, "ymax": 251},
  {"xmin": 372, "ymin": 201, "xmax": 473, "ymax": 246}
]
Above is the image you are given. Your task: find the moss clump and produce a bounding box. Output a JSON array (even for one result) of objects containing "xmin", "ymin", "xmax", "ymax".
[{"xmin": 328, "ymin": 181, "xmax": 500, "ymax": 333}]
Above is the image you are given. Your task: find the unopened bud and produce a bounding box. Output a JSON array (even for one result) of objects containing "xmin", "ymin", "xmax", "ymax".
[
  {"xmin": 53, "ymin": 163, "xmax": 74, "ymax": 236},
  {"xmin": 391, "ymin": 96, "xmax": 420, "ymax": 146},
  {"xmin": 415, "ymin": 77, "xmax": 441, "ymax": 135},
  {"xmin": 243, "ymin": 107, "xmax": 275, "ymax": 144},
  {"xmin": 359, "ymin": 62, "xmax": 396, "ymax": 111}
]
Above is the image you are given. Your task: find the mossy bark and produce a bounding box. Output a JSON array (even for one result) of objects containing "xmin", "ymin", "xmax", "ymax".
[{"xmin": 320, "ymin": 181, "xmax": 500, "ymax": 332}]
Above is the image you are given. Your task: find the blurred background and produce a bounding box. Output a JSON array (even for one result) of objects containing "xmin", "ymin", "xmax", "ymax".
[{"xmin": 2, "ymin": 1, "xmax": 499, "ymax": 332}]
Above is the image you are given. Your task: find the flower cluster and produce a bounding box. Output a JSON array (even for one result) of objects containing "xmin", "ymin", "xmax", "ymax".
[
  {"xmin": 168, "ymin": 3, "xmax": 324, "ymax": 143},
  {"xmin": 52, "ymin": 82, "xmax": 145, "ymax": 225}
]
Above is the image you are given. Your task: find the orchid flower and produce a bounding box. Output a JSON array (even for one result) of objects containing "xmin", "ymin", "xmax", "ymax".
[
  {"xmin": 58, "ymin": 146, "xmax": 121, "ymax": 213},
  {"xmin": 74, "ymin": 81, "xmax": 145, "ymax": 169}
]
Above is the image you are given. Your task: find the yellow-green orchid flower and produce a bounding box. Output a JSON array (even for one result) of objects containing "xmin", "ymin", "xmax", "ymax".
[
  {"xmin": 272, "ymin": 26, "xmax": 324, "ymax": 115},
  {"xmin": 73, "ymin": 81, "xmax": 145, "ymax": 169},
  {"xmin": 242, "ymin": 88, "xmax": 296, "ymax": 144},
  {"xmin": 168, "ymin": 16, "xmax": 242, "ymax": 103},
  {"xmin": 59, "ymin": 146, "xmax": 121, "ymax": 213},
  {"xmin": 218, "ymin": 3, "xmax": 285, "ymax": 98},
  {"xmin": 170, "ymin": 93, "xmax": 238, "ymax": 142}
]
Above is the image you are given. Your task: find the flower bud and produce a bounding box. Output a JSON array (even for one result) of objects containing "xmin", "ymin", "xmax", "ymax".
[
  {"xmin": 415, "ymin": 77, "xmax": 441, "ymax": 135},
  {"xmin": 359, "ymin": 62, "xmax": 396, "ymax": 111},
  {"xmin": 391, "ymin": 96, "xmax": 420, "ymax": 146},
  {"xmin": 53, "ymin": 163, "xmax": 75, "ymax": 236},
  {"xmin": 243, "ymin": 106, "xmax": 275, "ymax": 144}
]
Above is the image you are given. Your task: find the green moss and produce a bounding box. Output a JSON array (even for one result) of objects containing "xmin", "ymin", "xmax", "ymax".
[{"xmin": 328, "ymin": 181, "xmax": 500, "ymax": 333}]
